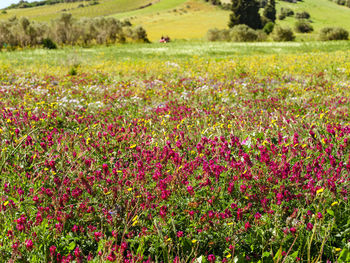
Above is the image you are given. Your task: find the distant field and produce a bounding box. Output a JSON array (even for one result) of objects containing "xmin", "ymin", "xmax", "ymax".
[
  {"xmin": 0, "ymin": 0, "xmax": 349, "ymax": 40},
  {"xmin": 276, "ymin": 0, "xmax": 350, "ymax": 39},
  {"xmin": 0, "ymin": 0, "xmax": 156, "ymax": 21}
]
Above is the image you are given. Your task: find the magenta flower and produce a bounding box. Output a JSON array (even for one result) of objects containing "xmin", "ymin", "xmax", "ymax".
[
  {"xmin": 208, "ymin": 254, "xmax": 216, "ymax": 262},
  {"xmin": 25, "ymin": 239, "xmax": 33, "ymax": 250},
  {"xmin": 177, "ymin": 231, "xmax": 184, "ymax": 238},
  {"xmin": 306, "ymin": 223, "xmax": 314, "ymax": 231},
  {"xmin": 290, "ymin": 227, "xmax": 297, "ymax": 234},
  {"xmin": 50, "ymin": 245, "xmax": 57, "ymax": 256}
]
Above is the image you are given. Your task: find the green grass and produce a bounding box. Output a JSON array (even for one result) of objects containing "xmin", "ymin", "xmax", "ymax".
[
  {"xmin": 0, "ymin": 0, "xmax": 156, "ymax": 21},
  {"xmin": 113, "ymin": 0, "xmax": 229, "ymax": 40},
  {"xmin": 1, "ymin": 41, "xmax": 349, "ymax": 70},
  {"xmin": 276, "ymin": 0, "xmax": 350, "ymax": 39}
]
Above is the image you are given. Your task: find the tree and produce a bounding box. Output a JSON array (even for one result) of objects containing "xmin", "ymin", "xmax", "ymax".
[
  {"xmin": 263, "ymin": 0, "xmax": 276, "ymax": 22},
  {"xmin": 229, "ymin": 0, "xmax": 262, "ymax": 29}
]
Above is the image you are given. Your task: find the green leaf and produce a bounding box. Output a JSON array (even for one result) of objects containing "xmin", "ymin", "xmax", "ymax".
[
  {"xmin": 291, "ymin": 251, "xmax": 298, "ymax": 259},
  {"xmin": 274, "ymin": 247, "xmax": 282, "ymax": 261},
  {"xmin": 327, "ymin": 209, "xmax": 335, "ymax": 216},
  {"xmin": 262, "ymin": 251, "xmax": 271, "ymax": 258},
  {"xmin": 68, "ymin": 241, "xmax": 76, "ymax": 251},
  {"xmin": 338, "ymin": 247, "xmax": 350, "ymax": 263}
]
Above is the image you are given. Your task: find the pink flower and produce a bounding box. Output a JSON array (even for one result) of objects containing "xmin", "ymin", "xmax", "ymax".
[
  {"xmin": 254, "ymin": 212, "xmax": 262, "ymax": 219},
  {"xmin": 25, "ymin": 239, "xmax": 33, "ymax": 250},
  {"xmin": 290, "ymin": 227, "xmax": 297, "ymax": 234},
  {"xmin": 177, "ymin": 231, "xmax": 184, "ymax": 238},
  {"xmin": 50, "ymin": 245, "xmax": 57, "ymax": 256},
  {"xmin": 307, "ymin": 223, "xmax": 313, "ymax": 231},
  {"xmin": 208, "ymin": 254, "xmax": 216, "ymax": 262},
  {"xmin": 244, "ymin": 221, "xmax": 251, "ymax": 231},
  {"xmin": 317, "ymin": 212, "xmax": 323, "ymax": 219},
  {"xmin": 107, "ymin": 252, "xmax": 116, "ymax": 262}
]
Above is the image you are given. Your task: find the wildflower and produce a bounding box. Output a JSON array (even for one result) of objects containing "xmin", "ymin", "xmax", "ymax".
[
  {"xmin": 177, "ymin": 231, "xmax": 184, "ymax": 238},
  {"xmin": 208, "ymin": 254, "xmax": 216, "ymax": 262},
  {"xmin": 244, "ymin": 221, "xmax": 251, "ymax": 231},
  {"xmin": 306, "ymin": 223, "xmax": 313, "ymax": 231},
  {"xmin": 25, "ymin": 239, "xmax": 33, "ymax": 250},
  {"xmin": 317, "ymin": 212, "xmax": 323, "ymax": 219},
  {"xmin": 331, "ymin": 201, "xmax": 339, "ymax": 206},
  {"xmin": 254, "ymin": 212, "xmax": 262, "ymax": 219},
  {"xmin": 50, "ymin": 245, "xmax": 57, "ymax": 256},
  {"xmin": 316, "ymin": 188, "xmax": 324, "ymax": 194},
  {"xmin": 290, "ymin": 227, "xmax": 297, "ymax": 234}
]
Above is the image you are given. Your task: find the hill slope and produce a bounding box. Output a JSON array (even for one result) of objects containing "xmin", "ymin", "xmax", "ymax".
[{"xmin": 0, "ymin": 0, "xmax": 349, "ymax": 41}]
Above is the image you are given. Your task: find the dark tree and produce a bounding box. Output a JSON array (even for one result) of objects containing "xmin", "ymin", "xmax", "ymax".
[
  {"xmin": 229, "ymin": 0, "xmax": 262, "ymax": 29},
  {"xmin": 263, "ymin": 0, "xmax": 276, "ymax": 22}
]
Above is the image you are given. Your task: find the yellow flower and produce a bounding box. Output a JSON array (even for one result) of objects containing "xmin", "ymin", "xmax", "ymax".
[
  {"xmin": 316, "ymin": 188, "xmax": 324, "ymax": 194},
  {"xmin": 335, "ymin": 248, "xmax": 342, "ymax": 252},
  {"xmin": 331, "ymin": 201, "xmax": 339, "ymax": 206},
  {"xmin": 191, "ymin": 239, "xmax": 197, "ymax": 243}
]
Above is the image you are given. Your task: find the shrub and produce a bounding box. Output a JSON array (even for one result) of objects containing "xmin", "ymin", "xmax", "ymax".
[
  {"xmin": 278, "ymin": 13, "xmax": 286, "ymax": 20},
  {"xmin": 319, "ymin": 27, "xmax": 349, "ymax": 41},
  {"xmin": 230, "ymin": 24, "xmax": 261, "ymax": 42},
  {"xmin": 207, "ymin": 28, "xmax": 221, "ymax": 41},
  {"xmin": 281, "ymin": 7, "xmax": 294, "ymax": 16},
  {"xmin": 294, "ymin": 20, "xmax": 313, "ymax": 33},
  {"xmin": 207, "ymin": 26, "xmax": 266, "ymax": 42},
  {"xmin": 295, "ymin": 11, "xmax": 310, "ymax": 19},
  {"xmin": 68, "ymin": 65, "xmax": 78, "ymax": 76},
  {"xmin": 263, "ymin": 22, "xmax": 275, "ymax": 35},
  {"xmin": 42, "ymin": 38, "xmax": 57, "ymax": 49},
  {"xmin": 271, "ymin": 26, "xmax": 295, "ymax": 41}
]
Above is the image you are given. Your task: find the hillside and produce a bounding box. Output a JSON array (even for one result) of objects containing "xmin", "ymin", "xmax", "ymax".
[{"xmin": 0, "ymin": 0, "xmax": 349, "ymax": 41}]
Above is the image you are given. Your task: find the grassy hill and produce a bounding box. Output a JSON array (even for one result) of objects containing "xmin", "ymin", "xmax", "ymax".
[{"xmin": 0, "ymin": 0, "xmax": 349, "ymax": 41}]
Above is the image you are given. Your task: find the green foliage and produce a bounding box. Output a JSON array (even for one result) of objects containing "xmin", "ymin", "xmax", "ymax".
[
  {"xmin": 207, "ymin": 25, "xmax": 266, "ymax": 42},
  {"xmin": 42, "ymin": 38, "xmax": 57, "ymax": 49},
  {"xmin": 295, "ymin": 11, "xmax": 311, "ymax": 19},
  {"xmin": 229, "ymin": 0, "xmax": 262, "ymax": 29},
  {"xmin": 294, "ymin": 20, "xmax": 314, "ymax": 33},
  {"xmin": 263, "ymin": 0, "xmax": 276, "ymax": 22},
  {"xmin": 271, "ymin": 26, "xmax": 295, "ymax": 41},
  {"xmin": 230, "ymin": 24, "xmax": 266, "ymax": 41},
  {"xmin": 263, "ymin": 21, "xmax": 275, "ymax": 34},
  {"xmin": 319, "ymin": 27, "xmax": 349, "ymax": 40},
  {"xmin": 0, "ymin": 13, "xmax": 149, "ymax": 49},
  {"xmin": 279, "ymin": 7, "xmax": 294, "ymax": 20}
]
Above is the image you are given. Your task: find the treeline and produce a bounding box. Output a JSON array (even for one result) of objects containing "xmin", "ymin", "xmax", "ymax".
[
  {"xmin": 0, "ymin": 14, "xmax": 149, "ymax": 49},
  {"xmin": 207, "ymin": 0, "xmax": 349, "ymax": 42},
  {"xmin": 5, "ymin": 0, "xmax": 98, "ymax": 9}
]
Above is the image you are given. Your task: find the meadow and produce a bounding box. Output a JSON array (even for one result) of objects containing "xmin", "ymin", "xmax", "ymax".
[{"xmin": 0, "ymin": 41, "xmax": 349, "ymax": 262}]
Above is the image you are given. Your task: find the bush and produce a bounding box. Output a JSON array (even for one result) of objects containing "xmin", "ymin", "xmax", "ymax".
[
  {"xmin": 271, "ymin": 26, "xmax": 295, "ymax": 41},
  {"xmin": 295, "ymin": 11, "xmax": 310, "ymax": 19},
  {"xmin": 294, "ymin": 20, "xmax": 313, "ymax": 33},
  {"xmin": 319, "ymin": 27, "xmax": 349, "ymax": 41},
  {"xmin": 207, "ymin": 26, "xmax": 266, "ymax": 42},
  {"xmin": 263, "ymin": 22, "xmax": 275, "ymax": 35},
  {"xmin": 230, "ymin": 25, "xmax": 261, "ymax": 42},
  {"xmin": 281, "ymin": 7, "xmax": 294, "ymax": 17},
  {"xmin": 42, "ymin": 38, "xmax": 57, "ymax": 49},
  {"xmin": 207, "ymin": 28, "xmax": 221, "ymax": 41}
]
